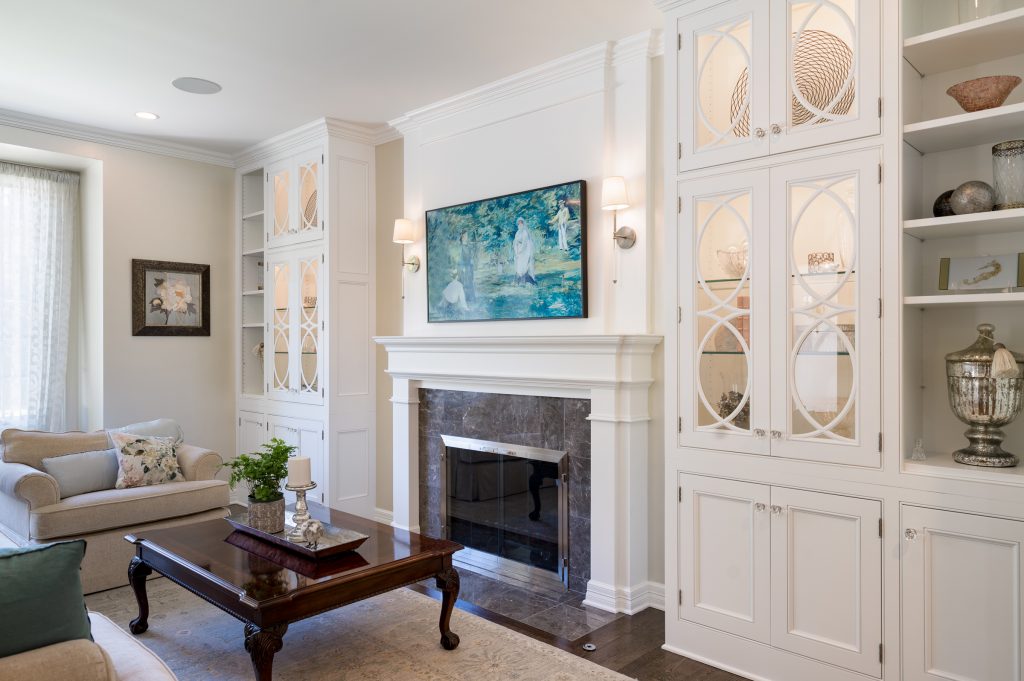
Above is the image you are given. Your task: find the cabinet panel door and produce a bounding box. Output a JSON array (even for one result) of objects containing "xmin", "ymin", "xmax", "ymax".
[
  {"xmin": 679, "ymin": 171, "xmax": 770, "ymax": 455},
  {"xmin": 902, "ymin": 506, "xmax": 1024, "ymax": 681},
  {"xmin": 293, "ymin": 149, "xmax": 323, "ymax": 245},
  {"xmin": 266, "ymin": 254, "xmax": 293, "ymax": 400},
  {"xmin": 238, "ymin": 411, "xmax": 265, "ymax": 458},
  {"xmin": 268, "ymin": 415, "xmax": 325, "ymax": 506},
  {"xmin": 266, "ymin": 159, "xmax": 294, "ymax": 247},
  {"xmin": 679, "ymin": 474, "xmax": 771, "ymax": 643},
  {"xmin": 770, "ymin": 487, "xmax": 881, "ymax": 676},
  {"xmin": 768, "ymin": 0, "xmax": 880, "ymax": 154},
  {"xmin": 677, "ymin": 0, "xmax": 770, "ymax": 171},
  {"xmin": 768, "ymin": 148, "xmax": 880, "ymax": 466},
  {"xmin": 295, "ymin": 251, "xmax": 323, "ymax": 404}
]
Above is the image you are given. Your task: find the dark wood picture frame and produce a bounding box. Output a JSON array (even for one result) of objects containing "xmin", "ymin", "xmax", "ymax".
[{"xmin": 131, "ymin": 259, "xmax": 211, "ymax": 336}]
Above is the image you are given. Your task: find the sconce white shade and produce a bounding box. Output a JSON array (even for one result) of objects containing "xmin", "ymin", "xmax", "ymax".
[
  {"xmin": 392, "ymin": 218, "xmax": 415, "ymax": 244},
  {"xmin": 601, "ymin": 176, "xmax": 629, "ymax": 211}
]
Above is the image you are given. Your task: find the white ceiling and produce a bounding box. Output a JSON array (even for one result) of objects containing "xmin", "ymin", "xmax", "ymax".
[{"xmin": 0, "ymin": 1, "xmax": 662, "ymax": 155}]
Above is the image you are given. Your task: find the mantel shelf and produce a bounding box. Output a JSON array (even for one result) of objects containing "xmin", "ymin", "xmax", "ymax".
[
  {"xmin": 905, "ymin": 292, "xmax": 1024, "ymax": 308},
  {"xmin": 903, "ymin": 102, "xmax": 1024, "ymax": 154},
  {"xmin": 904, "ymin": 208, "xmax": 1024, "ymax": 239},
  {"xmin": 242, "ymin": 210, "xmax": 265, "ymax": 220},
  {"xmin": 905, "ymin": 453, "xmax": 1024, "ymax": 487},
  {"xmin": 904, "ymin": 8, "xmax": 1024, "ymax": 75}
]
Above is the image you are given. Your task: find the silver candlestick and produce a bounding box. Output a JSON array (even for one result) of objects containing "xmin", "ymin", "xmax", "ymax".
[{"xmin": 284, "ymin": 481, "xmax": 317, "ymax": 543}]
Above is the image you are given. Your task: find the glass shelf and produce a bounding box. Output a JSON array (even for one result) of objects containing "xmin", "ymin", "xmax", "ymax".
[{"xmin": 702, "ymin": 350, "xmax": 850, "ymax": 356}]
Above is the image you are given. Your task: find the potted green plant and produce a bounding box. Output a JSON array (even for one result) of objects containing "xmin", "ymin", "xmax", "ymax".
[{"xmin": 223, "ymin": 437, "xmax": 295, "ymax": 533}]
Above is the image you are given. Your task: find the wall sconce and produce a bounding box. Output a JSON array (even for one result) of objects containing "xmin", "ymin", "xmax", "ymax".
[
  {"xmin": 392, "ymin": 219, "xmax": 420, "ymax": 272},
  {"xmin": 601, "ymin": 176, "xmax": 636, "ymax": 250}
]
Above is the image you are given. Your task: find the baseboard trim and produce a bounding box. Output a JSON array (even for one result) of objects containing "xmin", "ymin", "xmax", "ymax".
[
  {"xmin": 662, "ymin": 644, "xmax": 762, "ymax": 681},
  {"xmin": 584, "ymin": 580, "xmax": 666, "ymax": 614},
  {"xmin": 373, "ymin": 508, "xmax": 394, "ymax": 525}
]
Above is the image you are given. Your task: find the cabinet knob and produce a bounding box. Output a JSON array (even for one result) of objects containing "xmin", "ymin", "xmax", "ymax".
[
  {"xmin": 770, "ymin": 430, "xmax": 782, "ymax": 440},
  {"xmin": 904, "ymin": 528, "xmax": 919, "ymax": 542},
  {"xmin": 753, "ymin": 428, "xmax": 767, "ymax": 439},
  {"xmin": 754, "ymin": 502, "xmax": 767, "ymax": 513},
  {"xmin": 754, "ymin": 127, "xmax": 766, "ymax": 138},
  {"xmin": 771, "ymin": 123, "xmax": 783, "ymax": 135},
  {"xmin": 770, "ymin": 505, "xmax": 783, "ymax": 515}
]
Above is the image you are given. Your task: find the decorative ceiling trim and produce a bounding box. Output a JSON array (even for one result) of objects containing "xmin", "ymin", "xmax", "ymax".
[
  {"xmin": 611, "ymin": 30, "xmax": 662, "ymax": 65},
  {"xmin": 652, "ymin": 0, "xmax": 697, "ymax": 12},
  {"xmin": 388, "ymin": 41, "xmax": 613, "ymax": 135},
  {"xmin": 234, "ymin": 117, "xmax": 384, "ymax": 167},
  {"xmin": 0, "ymin": 107, "xmax": 235, "ymax": 167}
]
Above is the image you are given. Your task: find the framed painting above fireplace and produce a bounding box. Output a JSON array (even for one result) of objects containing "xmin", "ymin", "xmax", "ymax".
[{"xmin": 425, "ymin": 180, "xmax": 587, "ymax": 323}]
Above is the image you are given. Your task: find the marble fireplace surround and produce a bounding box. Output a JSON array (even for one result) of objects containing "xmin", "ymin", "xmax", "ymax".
[{"xmin": 375, "ymin": 335, "xmax": 662, "ymax": 614}]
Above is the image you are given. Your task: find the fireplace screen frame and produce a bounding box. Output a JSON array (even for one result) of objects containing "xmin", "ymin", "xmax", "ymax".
[{"xmin": 440, "ymin": 434, "xmax": 569, "ymax": 589}]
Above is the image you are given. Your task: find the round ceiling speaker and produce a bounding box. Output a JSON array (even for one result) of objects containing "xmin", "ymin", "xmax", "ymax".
[{"xmin": 171, "ymin": 77, "xmax": 222, "ymax": 95}]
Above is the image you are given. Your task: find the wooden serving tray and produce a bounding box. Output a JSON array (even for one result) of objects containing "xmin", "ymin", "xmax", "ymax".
[{"xmin": 226, "ymin": 511, "xmax": 369, "ymax": 559}]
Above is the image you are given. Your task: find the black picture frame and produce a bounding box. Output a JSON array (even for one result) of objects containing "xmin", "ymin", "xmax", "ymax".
[
  {"xmin": 425, "ymin": 179, "xmax": 588, "ymax": 323},
  {"xmin": 131, "ymin": 259, "xmax": 211, "ymax": 336}
]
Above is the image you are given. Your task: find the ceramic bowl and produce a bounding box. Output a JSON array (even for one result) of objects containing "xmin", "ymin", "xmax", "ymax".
[{"xmin": 946, "ymin": 76, "xmax": 1022, "ymax": 113}]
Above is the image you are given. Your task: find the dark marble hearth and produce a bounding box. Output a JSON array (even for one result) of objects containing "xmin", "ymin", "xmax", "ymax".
[{"xmin": 418, "ymin": 389, "xmax": 592, "ymax": 594}]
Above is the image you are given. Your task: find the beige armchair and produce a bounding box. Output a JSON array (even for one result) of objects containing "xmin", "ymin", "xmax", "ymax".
[{"xmin": 0, "ymin": 429, "xmax": 229, "ymax": 594}]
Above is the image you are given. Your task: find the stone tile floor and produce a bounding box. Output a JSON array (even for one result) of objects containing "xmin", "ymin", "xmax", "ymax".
[{"xmin": 421, "ymin": 568, "xmax": 620, "ymax": 640}]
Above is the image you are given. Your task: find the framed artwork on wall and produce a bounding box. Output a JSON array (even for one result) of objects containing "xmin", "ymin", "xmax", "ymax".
[
  {"xmin": 131, "ymin": 259, "xmax": 211, "ymax": 336},
  {"xmin": 425, "ymin": 179, "xmax": 587, "ymax": 322},
  {"xmin": 938, "ymin": 253, "xmax": 1024, "ymax": 291}
]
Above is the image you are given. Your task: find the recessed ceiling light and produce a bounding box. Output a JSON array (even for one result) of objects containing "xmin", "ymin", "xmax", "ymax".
[
  {"xmin": 172, "ymin": 77, "xmax": 222, "ymax": 95},
  {"xmin": 135, "ymin": 111, "xmax": 159, "ymax": 120}
]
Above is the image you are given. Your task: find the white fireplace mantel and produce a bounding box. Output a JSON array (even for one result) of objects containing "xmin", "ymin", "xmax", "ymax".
[{"xmin": 375, "ymin": 334, "xmax": 663, "ymax": 614}]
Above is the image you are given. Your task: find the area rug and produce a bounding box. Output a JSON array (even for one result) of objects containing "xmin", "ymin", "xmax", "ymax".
[{"xmin": 87, "ymin": 579, "xmax": 632, "ymax": 680}]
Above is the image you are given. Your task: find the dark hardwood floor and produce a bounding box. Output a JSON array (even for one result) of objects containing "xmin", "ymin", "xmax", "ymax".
[{"xmin": 409, "ymin": 580, "xmax": 744, "ymax": 680}]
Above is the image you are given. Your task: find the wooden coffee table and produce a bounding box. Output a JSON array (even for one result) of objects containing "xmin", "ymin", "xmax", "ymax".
[{"xmin": 125, "ymin": 508, "xmax": 462, "ymax": 681}]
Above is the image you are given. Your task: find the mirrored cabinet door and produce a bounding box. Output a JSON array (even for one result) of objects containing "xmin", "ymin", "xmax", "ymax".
[
  {"xmin": 265, "ymin": 248, "xmax": 325, "ymax": 404},
  {"xmin": 679, "ymin": 171, "xmax": 771, "ymax": 456},
  {"xmin": 297, "ymin": 254, "xmax": 321, "ymax": 399},
  {"xmin": 268, "ymin": 257, "xmax": 292, "ymax": 399},
  {"xmin": 265, "ymin": 150, "xmax": 323, "ymax": 248},
  {"xmin": 297, "ymin": 152, "xmax": 321, "ymax": 236},
  {"xmin": 769, "ymin": 148, "xmax": 880, "ymax": 466},
  {"xmin": 677, "ymin": 0, "xmax": 770, "ymax": 171},
  {"xmin": 768, "ymin": 0, "xmax": 880, "ymax": 154},
  {"xmin": 267, "ymin": 160, "xmax": 293, "ymax": 246}
]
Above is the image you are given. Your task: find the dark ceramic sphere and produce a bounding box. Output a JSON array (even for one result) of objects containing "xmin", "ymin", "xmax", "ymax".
[{"xmin": 933, "ymin": 189, "xmax": 955, "ymax": 217}]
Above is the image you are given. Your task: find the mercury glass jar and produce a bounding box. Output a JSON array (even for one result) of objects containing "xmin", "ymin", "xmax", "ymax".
[
  {"xmin": 993, "ymin": 140, "xmax": 1024, "ymax": 210},
  {"xmin": 946, "ymin": 323, "xmax": 1024, "ymax": 467}
]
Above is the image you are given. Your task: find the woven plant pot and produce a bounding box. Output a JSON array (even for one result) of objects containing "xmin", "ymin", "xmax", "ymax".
[{"xmin": 247, "ymin": 496, "xmax": 285, "ymax": 534}]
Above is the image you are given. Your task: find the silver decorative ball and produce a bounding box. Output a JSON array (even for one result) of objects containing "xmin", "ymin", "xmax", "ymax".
[{"xmin": 950, "ymin": 180, "xmax": 995, "ymax": 215}]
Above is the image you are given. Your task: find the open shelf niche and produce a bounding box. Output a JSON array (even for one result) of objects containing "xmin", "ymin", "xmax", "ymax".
[
  {"xmin": 901, "ymin": 2, "xmax": 1024, "ymax": 483},
  {"xmin": 240, "ymin": 168, "xmax": 265, "ymax": 399}
]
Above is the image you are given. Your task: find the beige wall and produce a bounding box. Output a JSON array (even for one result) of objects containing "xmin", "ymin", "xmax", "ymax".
[
  {"xmin": 0, "ymin": 126, "xmax": 236, "ymax": 460},
  {"xmin": 374, "ymin": 138, "xmax": 404, "ymax": 514}
]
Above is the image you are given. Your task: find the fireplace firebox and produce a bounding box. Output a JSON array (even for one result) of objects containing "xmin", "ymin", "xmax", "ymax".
[{"xmin": 441, "ymin": 435, "xmax": 569, "ymax": 588}]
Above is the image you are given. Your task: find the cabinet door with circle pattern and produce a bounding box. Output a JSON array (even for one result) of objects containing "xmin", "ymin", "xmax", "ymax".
[
  {"xmin": 768, "ymin": 0, "xmax": 880, "ymax": 155},
  {"xmin": 679, "ymin": 170, "xmax": 770, "ymax": 456},
  {"xmin": 677, "ymin": 0, "xmax": 770, "ymax": 171},
  {"xmin": 769, "ymin": 148, "xmax": 880, "ymax": 466}
]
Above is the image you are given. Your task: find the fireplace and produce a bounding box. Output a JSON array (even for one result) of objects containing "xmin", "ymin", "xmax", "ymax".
[{"xmin": 441, "ymin": 435, "xmax": 569, "ymax": 587}]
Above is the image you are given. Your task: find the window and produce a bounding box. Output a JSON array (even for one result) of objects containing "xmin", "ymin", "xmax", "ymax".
[{"xmin": 0, "ymin": 162, "xmax": 79, "ymax": 431}]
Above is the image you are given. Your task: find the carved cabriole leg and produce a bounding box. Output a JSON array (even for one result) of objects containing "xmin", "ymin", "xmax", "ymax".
[
  {"xmin": 127, "ymin": 557, "xmax": 152, "ymax": 635},
  {"xmin": 244, "ymin": 623, "xmax": 288, "ymax": 681},
  {"xmin": 435, "ymin": 566, "xmax": 461, "ymax": 650}
]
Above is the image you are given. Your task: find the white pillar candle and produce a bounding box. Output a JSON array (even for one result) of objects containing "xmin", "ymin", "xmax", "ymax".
[{"xmin": 287, "ymin": 456, "xmax": 311, "ymax": 487}]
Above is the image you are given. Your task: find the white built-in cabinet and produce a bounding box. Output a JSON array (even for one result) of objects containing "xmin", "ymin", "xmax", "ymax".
[
  {"xmin": 235, "ymin": 120, "xmax": 375, "ymax": 519},
  {"xmin": 679, "ymin": 475, "xmax": 882, "ymax": 677},
  {"xmin": 679, "ymin": 148, "xmax": 880, "ymax": 466},
  {"xmin": 901, "ymin": 506, "xmax": 1024, "ymax": 681},
  {"xmin": 677, "ymin": 0, "xmax": 880, "ymax": 171}
]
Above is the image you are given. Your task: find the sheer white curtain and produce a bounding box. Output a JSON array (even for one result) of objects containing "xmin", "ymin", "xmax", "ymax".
[{"xmin": 0, "ymin": 162, "xmax": 79, "ymax": 431}]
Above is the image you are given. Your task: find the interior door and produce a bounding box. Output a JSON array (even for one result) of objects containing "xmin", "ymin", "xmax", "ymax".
[
  {"xmin": 770, "ymin": 487, "xmax": 882, "ymax": 677},
  {"xmin": 769, "ymin": 148, "xmax": 880, "ymax": 466},
  {"xmin": 679, "ymin": 474, "xmax": 771, "ymax": 643},
  {"xmin": 902, "ymin": 506, "xmax": 1024, "ymax": 681},
  {"xmin": 768, "ymin": 0, "xmax": 880, "ymax": 155},
  {"xmin": 678, "ymin": 171, "xmax": 770, "ymax": 455},
  {"xmin": 677, "ymin": 0, "xmax": 770, "ymax": 171}
]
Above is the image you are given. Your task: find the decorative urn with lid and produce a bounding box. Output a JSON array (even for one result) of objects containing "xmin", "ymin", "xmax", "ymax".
[{"xmin": 946, "ymin": 323, "xmax": 1024, "ymax": 467}]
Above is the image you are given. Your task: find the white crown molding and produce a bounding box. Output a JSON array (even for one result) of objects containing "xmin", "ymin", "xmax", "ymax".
[
  {"xmin": 0, "ymin": 107, "xmax": 235, "ymax": 167},
  {"xmin": 388, "ymin": 41, "xmax": 612, "ymax": 135},
  {"xmin": 652, "ymin": 0, "xmax": 699, "ymax": 12},
  {"xmin": 234, "ymin": 117, "xmax": 382, "ymax": 167},
  {"xmin": 372, "ymin": 125, "xmax": 402, "ymax": 145},
  {"xmin": 611, "ymin": 29, "xmax": 663, "ymax": 65}
]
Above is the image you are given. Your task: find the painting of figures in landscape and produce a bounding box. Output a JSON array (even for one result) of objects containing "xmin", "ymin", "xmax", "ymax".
[{"xmin": 426, "ymin": 180, "xmax": 587, "ymax": 322}]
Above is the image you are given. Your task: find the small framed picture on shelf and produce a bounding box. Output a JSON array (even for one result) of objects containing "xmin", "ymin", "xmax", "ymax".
[{"xmin": 938, "ymin": 253, "xmax": 1024, "ymax": 292}]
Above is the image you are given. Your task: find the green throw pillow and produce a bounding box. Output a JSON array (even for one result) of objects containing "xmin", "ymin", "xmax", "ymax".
[{"xmin": 0, "ymin": 540, "xmax": 92, "ymax": 658}]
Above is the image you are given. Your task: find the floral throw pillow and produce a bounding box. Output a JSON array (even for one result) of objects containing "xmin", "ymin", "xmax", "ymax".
[{"xmin": 109, "ymin": 432, "xmax": 183, "ymax": 489}]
